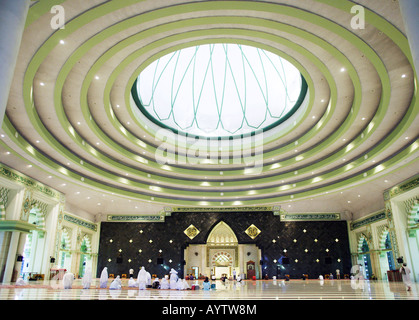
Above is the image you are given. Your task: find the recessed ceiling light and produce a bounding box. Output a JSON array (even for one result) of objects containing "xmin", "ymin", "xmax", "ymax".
[
  {"xmin": 340, "ymin": 67, "xmax": 346, "ymax": 72},
  {"xmin": 95, "ymin": 76, "xmax": 99, "ymax": 80},
  {"xmin": 59, "ymin": 40, "xmax": 65, "ymax": 44},
  {"xmin": 401, "ymin": 74, "xmax": 406, "ymax": 78},
  {"xmin": 40, "ymin": 82, "xmax": 45, "ymax": 86},
  {"xmin": 361, "ymin": 117, "xmax": 366, "ymax": 121},
  {"xmin": 405, "ymin": 137, "xmax": 409, "ymax": 140}
]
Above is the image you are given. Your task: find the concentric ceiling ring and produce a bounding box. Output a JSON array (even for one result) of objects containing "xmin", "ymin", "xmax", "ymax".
[{"xmin": 1, "ymin": 0, "xmax": 417, "ymax": 212}]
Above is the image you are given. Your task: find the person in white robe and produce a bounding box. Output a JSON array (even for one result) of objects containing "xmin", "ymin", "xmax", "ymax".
[
  {"xmin": 160, "ymin": 276, "xmax": 170, "ymax": 289},
  {"xmin": 146, "ymin": 272, "xmax": 152, "ymax": 287},
  {"xmin": 99, "ymin": 267, "xmax": 108, "ymax": 288},
  {"xmin": 137, "ymin": 266, "xmax": 147, "ymax": 290},
  {"xmin": 109, "ymin": 277, "xmax": 122, "ymax": 290},
  {"xmin": 176, "ymin": 278, "xmax": 185, "ymax": 290},
  {"xmin": 16, "ymin": 277, "xmax": 27, "ymax": 286},
  {"xmin": 128, "ymin": 277, "xmax": 137, "ymax": 287},
  {"xmin": 182, "ymin": 279, "xmax": 190, "ymax": 290},
  {"xmin": 82, "ymin": 268, "xmax": 92, "ymax": 289},
  {"xmin": 63, "ymin": 272, "xmax": 74, "ymax": 289},
  {"xmin": 169, "ymin": 268, "xmax": 178, "ymax": 289},
  {"xmin": 400, "ymin": 263, "xmax": 412, "ymax": 291}
]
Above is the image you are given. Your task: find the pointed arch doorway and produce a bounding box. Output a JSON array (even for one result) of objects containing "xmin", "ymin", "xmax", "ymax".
[{"xmin": 184, "ymin": 221, "xmax": 261, "ymax": 279}]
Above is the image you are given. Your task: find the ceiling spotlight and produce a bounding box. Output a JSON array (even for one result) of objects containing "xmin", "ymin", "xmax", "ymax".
[
  {"xmin": 340, "ymin": 67, "xmax": 346, "ymax": 72},
  {"xmin": 59, "ymin": 40, "xmax": 65, "ymax": 44},
  {"xmin": 401, "ymin": 74, "xmax": 406, "ymax": 78},
  {"xmin": 40, "ymin": 82, "xmax": 45, "ymax": 86},
  {"xmin": 95, "ymin": 76, "xmax": 99, "ymax": 80}
]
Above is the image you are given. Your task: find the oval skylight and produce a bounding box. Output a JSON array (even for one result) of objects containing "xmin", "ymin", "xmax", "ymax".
[{"xmin": 132, "ymin": 43, "xmax": 307, "ymax": 138}]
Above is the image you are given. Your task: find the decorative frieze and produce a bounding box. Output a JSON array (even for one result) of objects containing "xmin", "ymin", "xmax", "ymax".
[
  {"xmin": 64, "ymin": 214, "xmax": 97, "ymax": 231},
  {"xmin": 384, "ymin": 173, "xmax": 419, "ymax": 200},
  {"xmin": 350, "ymin": 211, "xmax": 386, "ymax": 230},
  {"xmin": 106, "ymin": 214, "xmax": 164, "ymax": 223},
  {"xmin": 280, "ymin": 212, "xmax": 340, "ymax": 222},
  {"xmin": 170, "ymin": 206, "xmax": 276, "ymax": 213},
  {"xmin": 0, "ymin": 164, "xmax": 62, "ymax": 200}
]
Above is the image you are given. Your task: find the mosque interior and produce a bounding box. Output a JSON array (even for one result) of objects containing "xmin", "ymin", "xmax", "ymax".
[{"xmin": 0, "ymin": 0, "xmax": 418, "ymax": 302}]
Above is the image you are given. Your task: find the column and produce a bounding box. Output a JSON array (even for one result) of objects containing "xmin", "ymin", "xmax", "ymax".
[
  {"xmin": 0, "ymin": 0, "xmax": 30, "ymax": 126},
  {"xmin": 12, "ymin": 232, "xmax": 27, "ymax": 281},
  {"xmin": 2, "ymin": 231, "xmax": 21, "ymax": 283},
  {"xmin": 399, "ymin": 0, "xmax": 419, "ymax": 75}
]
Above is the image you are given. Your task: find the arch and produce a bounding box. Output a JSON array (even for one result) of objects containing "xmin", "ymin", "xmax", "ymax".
[
  {"xmin": 211, "ymin": 251, "xmax": 233, "ymax": 267},
  {"xmin": 207, "ymin": 221, "xmax": 238, "ymax": 245},
  {"xmin": 407, "ymin": 201, "xmax": 419, "ymax": 228},
  {"xmin": 378, "ymin": 227, "xmax": 390, "ymax": 250},
  {"xmin": 61, "ymin": 227, "xmax": 71, "ymax": 250},
  {"xmin": 357, "ymin": 233, "xmax": 370, "ymax": 253},
  {"xmin": 80, "ymin": 234, "xmax": 92, "ymax": 253},
  {"xmin": 30, "ymin": 207, "xmax": 45, "ymax": 230}
]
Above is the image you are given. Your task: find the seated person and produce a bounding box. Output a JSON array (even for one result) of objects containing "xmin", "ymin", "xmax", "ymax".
[
  {"xmin": 152, "ymin": 278, "xmax": 160, "ymax": 289},
  {"xmin": 160, "ymin": 276, "xmax": 170, "ymax": 289},
  {"xmin": 203, "ymin": 277, "xmax": 211, "ymax": 291}
]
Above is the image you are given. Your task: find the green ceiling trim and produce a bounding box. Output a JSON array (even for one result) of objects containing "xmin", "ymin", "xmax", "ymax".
[
  {"xmin": 2, "ymin": 0, "xmax": 415, "ymax": 205},
  {"xmin": 0, "ymin": 220, "xmax": 39, "ymax": 233},
  {"xmin": 62, "ymin": 15, "xmax": 387, "ymax": 185}
]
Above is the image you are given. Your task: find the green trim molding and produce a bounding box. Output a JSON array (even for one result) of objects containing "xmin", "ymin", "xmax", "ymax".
[
  {"xmin": 0, "ymin": 163, "xmax": 63, "ymax": 201},
  {"xmin": 280, "ymin": 213, "xmax": 340, "ymax": 222},
  {"xmin": 384, "ymin": 173, "xmax": 419, "ymax": 201},
  {"xmin": 63, "ymin": 213, "xmax": 97, "ymax": 231},
  {"xmin": 0, "ymin": 220, "xmax": 40, "ymax": 233},
  {"xmin": 107, "ymin": 214, "xmax": 165, "ymax": 222},
  {"xmin": 350, "ymin": 211, "xmax": 386, "ymax": 230}
]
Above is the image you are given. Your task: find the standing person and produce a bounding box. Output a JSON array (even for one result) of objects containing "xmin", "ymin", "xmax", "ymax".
[
  {"xmin": 82, "ymin": 267, "xmax": 92, "ymax": 289},
  {"xmin": 129, "ymin": 268, "xmax": 134, "ymax": 278},
  {"xmin": 400, "ymin": 263, "xmax": 412, "ymax": 291},
  {"xmin": 99, "ymin": 267, "xmax": 108, "ymax": 288},
  {"xmin": 169, "ymin": 268, "xmax": 178, "ymax": 289},
  {"xmin": 137, "ymin": 266, "xmax": 147, "ymax": 290},
  {"xmin": 336, "ymin": 269, "xmax": 340, "ymax": 280},
  {"xmin": 233, "ymin": 269, "xmax": 237, "ymax": 280}
]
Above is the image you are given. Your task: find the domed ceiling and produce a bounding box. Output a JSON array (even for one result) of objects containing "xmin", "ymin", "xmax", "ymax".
[{"xmin": 0, "ymin": 0, "xmax": 418, "ymax": 220}]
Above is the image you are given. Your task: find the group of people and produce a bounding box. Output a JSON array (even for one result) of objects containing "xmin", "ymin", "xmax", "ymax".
[{"xmin": 96, "ymin": 267, "xmax": 192, "ymax": 291}]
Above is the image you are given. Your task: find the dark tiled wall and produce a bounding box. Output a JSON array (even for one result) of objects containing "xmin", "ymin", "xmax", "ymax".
[{"xmin": 97, "ymin": 211, "xmax": 352, "ymax": 279}]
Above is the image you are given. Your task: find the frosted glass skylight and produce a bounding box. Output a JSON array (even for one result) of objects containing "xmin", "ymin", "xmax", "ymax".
[{"xmin": 133, "ymin": 43, "xmax": 306, "ymax": 138}]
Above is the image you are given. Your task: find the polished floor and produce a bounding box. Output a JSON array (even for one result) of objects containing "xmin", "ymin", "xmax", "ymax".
[{"xmin": 0, "ymin": 278, "xmax": 418, "ymax": 300}]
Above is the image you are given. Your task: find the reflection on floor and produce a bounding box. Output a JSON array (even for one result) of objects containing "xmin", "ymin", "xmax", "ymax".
[{"xmin": 0, "ymin": 279, "xmax": 418, "ymax": 300}]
